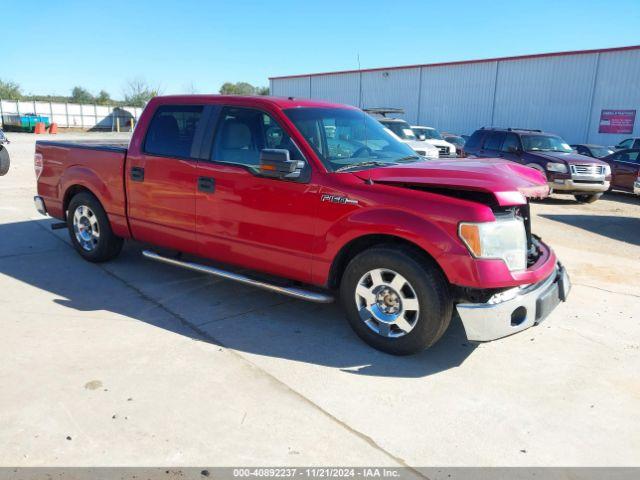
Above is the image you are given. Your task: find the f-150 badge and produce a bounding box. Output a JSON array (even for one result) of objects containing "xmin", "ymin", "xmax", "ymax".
[{"xmin": 321, "ymin": 194, "xmax": 358, "ymax": 205}]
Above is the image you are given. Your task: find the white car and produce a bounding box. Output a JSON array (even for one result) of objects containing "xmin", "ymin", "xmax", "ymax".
[
  {"xmin": 374, "ymin": 118, "xmax": 439, "ymax": 159},
  {"xmin": 412, "ymin": 126, "xmax": 457, "ymax": 157}
]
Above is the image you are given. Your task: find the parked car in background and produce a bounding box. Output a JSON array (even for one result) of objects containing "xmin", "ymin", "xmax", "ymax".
[
  {"xmin": 0, "ymin": 128, "xmax": 10, "ymax": 176},
  {"xmin": 34, "ymin": 95, "xmax": 569, "ymax": 355},
  {"xmin": 411, "ymin": 126, "xmax": 457, "ymax": 157},
  {"xmin": 364, "ymin": 108, "xmax": 439, "ymax": 159},
  {"xmin": 570, "ymin": 144, "xmax": 614, "ymax": 159},
  {"xmin": 613, "ymin": 138, "xmax": 640, "ymax": 150},
  {"xmin": 465, "ymin": 127, "xmax": 611, "ymax": 203},
  {"xmin": 442, "ymin": 133, "xmax": 466, "ymax": 156},
  {"xmin": 601, "ymin": 149, "xmax": 640, "ymax": 195}
]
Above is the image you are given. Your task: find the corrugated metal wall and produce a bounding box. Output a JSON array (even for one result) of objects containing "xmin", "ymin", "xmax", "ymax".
[{"xmin": 271, "ymin": 48, "xmax": 640, "ymax": 144}]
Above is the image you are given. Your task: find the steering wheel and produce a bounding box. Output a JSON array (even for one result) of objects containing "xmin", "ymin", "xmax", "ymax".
[{"xmin": 352, "ymin": 145, "xmax": 373, "ymax": 158}]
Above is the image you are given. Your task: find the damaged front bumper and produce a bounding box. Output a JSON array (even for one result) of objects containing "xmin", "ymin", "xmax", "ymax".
[{"xmin": 456, "ymin": 263, "xmax": 570, "ymax": 341}]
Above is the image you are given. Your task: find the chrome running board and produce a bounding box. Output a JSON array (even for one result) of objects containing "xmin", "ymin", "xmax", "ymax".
[{"xmin": 142, "ymin": 250, "xmax": 334, "ymax": 303}]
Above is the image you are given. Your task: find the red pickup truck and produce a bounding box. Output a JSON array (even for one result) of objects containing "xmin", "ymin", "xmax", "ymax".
[{"xmin": 34, "ymin": 95, "xmax": 570, "ymax": 355}]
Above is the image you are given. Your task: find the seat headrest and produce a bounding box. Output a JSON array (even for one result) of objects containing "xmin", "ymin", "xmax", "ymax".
[{"xmin": 222, "ymin": 120, "xmax": 252, "ymax": 149}]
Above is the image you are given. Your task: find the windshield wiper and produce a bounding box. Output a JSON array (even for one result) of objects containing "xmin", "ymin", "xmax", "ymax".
[
  {"xmin": 334, "ymin": 161, "xmax": 393, "ymax": 173},
  {"xmin": 395, "ymin": 155, "xmax": 422, "ymax": 163}
]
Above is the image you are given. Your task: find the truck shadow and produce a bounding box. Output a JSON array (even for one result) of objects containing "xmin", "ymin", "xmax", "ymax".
[
  {"xmin": 540, "ymin": 214, "xmax": 640, "ymax": 246},
  {"xmin": 0, "ymin": 219, "xmax": 477, "ymax": 379}
]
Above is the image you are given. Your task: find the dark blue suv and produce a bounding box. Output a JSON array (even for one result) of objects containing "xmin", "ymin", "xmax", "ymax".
[{"xmin": 464, "ymin": 127, "xmax": 611, "ymax": 203}]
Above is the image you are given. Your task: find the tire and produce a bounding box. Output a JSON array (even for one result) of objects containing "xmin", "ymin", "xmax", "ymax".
[
  {"xmin": 67, "ymin": 192, "xmax": 123, "ymax": 262},
  {"xmin": 340, "ymin": 246, "xmax": 453, "ymax": 355},
  {"xmin": 574, "ymin": 193, "xmax": 602, "ymax": 204},
  {"xmin": 0, "ymin": 147, "xmax": 9, "ymax": 176}
]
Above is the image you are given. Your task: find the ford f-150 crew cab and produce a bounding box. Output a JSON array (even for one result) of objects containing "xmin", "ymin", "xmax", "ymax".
[{"xmin": 34, "ymin": 95, "xmax": 570, "ymax": 355}]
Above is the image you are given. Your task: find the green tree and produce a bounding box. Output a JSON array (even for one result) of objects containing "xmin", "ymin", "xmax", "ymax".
[
  {"xmin": 0, "ymin": 79, "xmax": 22, "ymax": 100},
  {"xmin": 256, "ymin": 86, "xmax": 270, "ymax": 96},
  {"xmin": 219, "ymin": 81, "xmax": 257, "ymax": 95},
  {"xmin": 70, "ymin": 86, "xmax": 94, "ymax": 104},
  {"xmin": 123, "ymin": 78, "xmax": 159, "ymax": 107},
  {"xmin": 96, "ymin": 90, "xmax": 112, "ymax": 105}
]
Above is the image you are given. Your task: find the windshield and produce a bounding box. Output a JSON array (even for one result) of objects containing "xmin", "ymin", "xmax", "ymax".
[
  {"xmin": 590, "ymin": 146, "xmax": 614, "ymax": 158},
  {"xmin": 379, "ymin": 120, "xmax": 417, "ymax": 140},
  {"xmin": 521, "ymin": 135, "xmax": 572, "ymax": 153},
  {"xmin": 413, "ymin": 127, "xmax": 443, "ymax": 140},
  {"xmin": 284, "ymin": 108, "xmax": 420, "ymax": 172}
]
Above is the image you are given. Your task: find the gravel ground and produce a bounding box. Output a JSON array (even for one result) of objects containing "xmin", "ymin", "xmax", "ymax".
[{"xmin": 0, "ymin": 132, "xmax": 638, "ymax": 468}]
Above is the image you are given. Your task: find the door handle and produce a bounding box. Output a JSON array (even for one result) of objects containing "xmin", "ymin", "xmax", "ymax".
[
  {"xmin": 130, "ymin": 167, "xmax": 144, "ymax": 182},
  {"xmin": 198, "ymin": 176, "xmax": 215, "ymax": 193}
]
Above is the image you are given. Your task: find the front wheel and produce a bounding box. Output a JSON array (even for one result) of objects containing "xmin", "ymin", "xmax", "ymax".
[
  {"xmin": 340, "ymin": 247, "xmax": 453, "ymax": 355},
  {"xmin": 574, "ymin": 193, "xmax": 602, "ymax": 204},
  {"xmin": 67, "ymin": 192, "xmax": 123, "ymax": 262}
]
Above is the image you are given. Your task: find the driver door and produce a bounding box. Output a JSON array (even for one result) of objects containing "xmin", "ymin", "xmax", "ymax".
[{"xmin": 195, "ymin": 106, "xmax": 319, "ymax": 284}]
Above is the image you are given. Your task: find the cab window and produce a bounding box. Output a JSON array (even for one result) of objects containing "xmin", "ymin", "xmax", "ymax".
[
  {"xmin": 501, "ymin": 133, "xmax": 521, "ymax": 152},
  {"xmin": 144, "ymin": 105, "xmax": 204, "ymax": 158},
  {"xmin": 211, "ymin": 107, "xmax": 304, "ymax": 170}
]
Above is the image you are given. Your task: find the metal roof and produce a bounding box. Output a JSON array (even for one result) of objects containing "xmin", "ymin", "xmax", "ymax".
[{"xmin": 269, "ymin": 45, "xmax": 640, "ymax": 80}]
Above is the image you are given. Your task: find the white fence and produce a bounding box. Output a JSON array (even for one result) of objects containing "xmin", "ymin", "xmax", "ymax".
[{"xmin": 0, "ymin": 99, "xmax": 143, "ymax": 130}]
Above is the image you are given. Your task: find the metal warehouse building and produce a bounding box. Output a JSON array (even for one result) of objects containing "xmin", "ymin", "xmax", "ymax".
[{"xmin": 270, "ymin": 45, "xmax": 640, "ymax": 145}]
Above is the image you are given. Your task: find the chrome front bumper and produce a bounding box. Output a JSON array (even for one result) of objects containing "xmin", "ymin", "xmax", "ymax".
[
  {"xmin": 456, "ymin": 264, "xmax": 570, "ymax": 341},
  {"xmin": 550, "ymin": 179, "xmax": 609, "ymax": 192}
]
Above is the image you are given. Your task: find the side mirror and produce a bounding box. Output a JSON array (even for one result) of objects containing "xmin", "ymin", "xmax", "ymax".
[
  {"xmin": 417, "ymin": 134, "xmax": 426, "ymax": 141},
  {"xmin": 507, "ymin": 146, "xmax": 519, "ymax": 153},
  {"xmin": 259, "ymin": 149, "xmax": 304, "ymax": 179}
]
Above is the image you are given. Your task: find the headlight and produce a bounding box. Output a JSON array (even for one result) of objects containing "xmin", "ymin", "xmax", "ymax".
[
  {"xmin": 546, "ymin": 162, "xmax": 568, "ymax": 173},
  {"xmin": 603, "ymin": 164, "xmax": 611, "ymax": 176},
  {"xmin": 459, "ymin": 217, "xmax": 528, "ymax": 271}
]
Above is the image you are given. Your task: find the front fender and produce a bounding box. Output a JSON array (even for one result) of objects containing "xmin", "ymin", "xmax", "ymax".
[{"xmin": 312, "ymin": 207, "xmax": 467, "ymax": 285}]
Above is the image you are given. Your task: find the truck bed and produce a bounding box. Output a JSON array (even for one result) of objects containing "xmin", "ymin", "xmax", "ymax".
[
  {"xmin": 35, "ymin": 139, "xmax": 130, "ymax": 237},
  {"xmin": 36, "ymin": 139, "xmax": 129, "ymax": 152}
]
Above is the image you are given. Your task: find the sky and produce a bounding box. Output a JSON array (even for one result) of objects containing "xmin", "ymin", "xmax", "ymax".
[{"xmin": 3, "ymin": 0, "xmax": 639, "ymax": 100}]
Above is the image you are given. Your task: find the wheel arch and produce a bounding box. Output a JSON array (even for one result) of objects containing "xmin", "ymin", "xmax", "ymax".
[{"xmin": 327, "ymin": 233, "xmax": 446, "ymax": 290}]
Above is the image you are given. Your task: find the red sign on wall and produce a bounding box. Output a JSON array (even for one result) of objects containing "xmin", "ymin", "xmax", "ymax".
[{"xmin": 598, "ymin": 109, "xmax": 636, "ymax": 134}]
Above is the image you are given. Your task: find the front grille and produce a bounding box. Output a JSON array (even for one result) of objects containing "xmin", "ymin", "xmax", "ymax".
[
  {"xmin": 570, "ymin": 164, "xmax": 605, "ymax": 176},
  {"xmin": 437, "ymin": 146, "xmax": 450, "ymax": 155}
]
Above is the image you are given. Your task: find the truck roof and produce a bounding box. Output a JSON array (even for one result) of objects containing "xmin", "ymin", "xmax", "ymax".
[{"xmin": 149, "ymin": 94, "xmax": 356, "ymax": 110}]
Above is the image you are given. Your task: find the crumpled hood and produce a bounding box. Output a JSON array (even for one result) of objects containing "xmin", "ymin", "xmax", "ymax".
[
  {"xmin": 352, "ymin": 158, "xmax": 549, "ymax": 206},
  {"xmin": 526, "ymin": 150, "xmax": 608, "ymax": 166}
]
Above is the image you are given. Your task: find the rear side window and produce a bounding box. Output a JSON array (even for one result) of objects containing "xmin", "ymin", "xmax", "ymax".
[
  {"xmin": 483, "ymin": 132, "xmax": 506, "ymax": 150},
  {"xmin": 465, "ymin": 130, "xmax": 485, "ymax": 150},
  {"xmin": 144, "ymin": 105, "xmax": 204, "ymax": 159}
]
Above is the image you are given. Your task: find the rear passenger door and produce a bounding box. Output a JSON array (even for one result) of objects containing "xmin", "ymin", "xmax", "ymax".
[{"xmin": 126, "ymin": 104, "xmax": 211, "ymax": 253}]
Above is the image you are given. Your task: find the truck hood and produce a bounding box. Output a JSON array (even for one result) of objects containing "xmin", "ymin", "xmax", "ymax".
[
  {"xmin": 352, "ymin": 158, "xmax": 548, "ymax": 206},
  {"xmin": 525, "ymin": 150, "xmax": 608, "ymax": 166}
]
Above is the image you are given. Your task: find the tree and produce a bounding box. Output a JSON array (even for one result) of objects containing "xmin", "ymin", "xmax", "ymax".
[
  {"xmin": 0, "ymin": 79, "xmax": 22, "ymax": 100},
  {"xmin": 256, "ymin": 86, "xmax": 269, "ymax": 96},
  {"xmin": 96, "ymin": 90, "xmax": 112, "ymax": 105},
  {"xmin": 123, "ymin": 78, "xmax": 160, "ymax": 107},
  {"xmin": 70, "ymin": 86, "xmax": 94, "ymax": 104},
  {"xmin": 219, "ymin": 81, "xmax": 258, "ymax": 95}
]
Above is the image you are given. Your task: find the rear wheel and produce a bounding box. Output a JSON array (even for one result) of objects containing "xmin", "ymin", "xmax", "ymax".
[
  {"xmin": 574, "ymin": 193, "xmax": 602, "ymax": 204},
  {"xmin": 67, "ymin": 192, "xmax": 123, "ymax": 262},
  {"xmin": 340, "ymin": 247, "xmax": 452, "ymax": 355}
]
